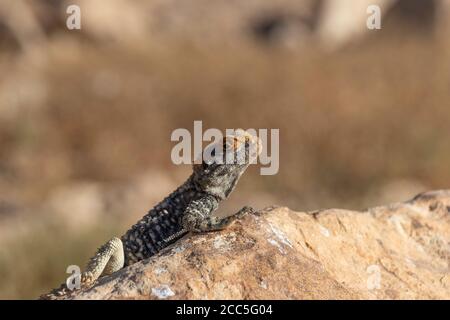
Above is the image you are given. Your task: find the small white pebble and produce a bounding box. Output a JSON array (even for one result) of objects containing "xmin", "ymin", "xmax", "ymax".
[
  {"xmin": 213, "ymin": 236, "xmax": 229, "ymax": 250},
  {"xmin": 259, "ymin": 281, "xmax": 267, "ymax": 289},
  {"xmin": 172, "ymin": 245, "xmax": 185, "ymax": 253},
  {"xmin": 151, "ymin": 285, "xmax": 174, "ymax": 299},
  {"xmin": 154, "ymin": 267, "xmax": 167, "ymax": 275}
]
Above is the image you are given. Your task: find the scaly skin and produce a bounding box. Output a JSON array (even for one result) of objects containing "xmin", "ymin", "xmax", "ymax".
[{"xmin": 40, "ymin": 129, "xmax": 261, "ymax": 299}]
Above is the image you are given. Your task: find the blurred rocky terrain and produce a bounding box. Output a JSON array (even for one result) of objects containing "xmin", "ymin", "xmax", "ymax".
[
  {"xmin": 0, "ymin": 0, "xmax": 449, "ymax": 299},
  {"xmin": 57, "ymin": 191, "xmax": 449, "ymax": 300}
]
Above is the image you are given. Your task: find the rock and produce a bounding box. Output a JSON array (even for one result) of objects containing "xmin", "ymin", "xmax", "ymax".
[{"xmin": 66, "ymin": 190, "xmax": 449, "ymax": 299}]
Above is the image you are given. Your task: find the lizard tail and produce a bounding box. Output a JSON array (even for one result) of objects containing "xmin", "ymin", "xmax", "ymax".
[
  {"xmin": 38, "ymin": 272, "xmax": 94, "ymax": 300},
  {"xmin": 38, "ymin": 283, "xmax": 73, "ymax": 300},
  {"xmin": 39, "ymin": 237, "xmax": 124, "ymax": 299}
]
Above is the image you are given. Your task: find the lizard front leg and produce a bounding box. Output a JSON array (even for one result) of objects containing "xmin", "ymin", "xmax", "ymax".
[
  {"xmin": 191, "ymin": 205, "xmax": 254, "ymax": 232},
  {"xmin": 181, "ymin": 194, "xmax": 252, "ymax": 232}
]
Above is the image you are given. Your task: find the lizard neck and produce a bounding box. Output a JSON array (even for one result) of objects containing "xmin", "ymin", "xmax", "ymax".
[{"xmin": 155, "ymin": 173, "xmax": 201, "ymax": 212}]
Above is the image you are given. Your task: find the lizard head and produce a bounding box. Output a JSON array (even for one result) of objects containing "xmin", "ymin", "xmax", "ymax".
[{"xmin": 192, "ymin": 129, "xmax": 262, "ymax": 200}]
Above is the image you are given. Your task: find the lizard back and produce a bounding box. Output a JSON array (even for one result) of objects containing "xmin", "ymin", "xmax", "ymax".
[{"xmin": 121, "ymin": 175, "xmax": 199, "ymax": 265}]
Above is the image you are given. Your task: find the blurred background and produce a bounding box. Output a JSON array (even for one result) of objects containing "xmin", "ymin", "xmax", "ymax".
[{"xmin": 0, "ymin": 0, "xmax": 449, "ymax": 299}]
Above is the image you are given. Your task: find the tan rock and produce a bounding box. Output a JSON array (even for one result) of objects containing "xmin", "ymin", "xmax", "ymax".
[{"xmin": 66, "ymin": 190, "xmax": 449, "ymax": 299}]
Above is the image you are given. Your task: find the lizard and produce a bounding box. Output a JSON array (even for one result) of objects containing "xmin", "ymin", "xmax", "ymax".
[{"xmin": 40, "ymin": 129, "xmax": 262, "ymax": 299}]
